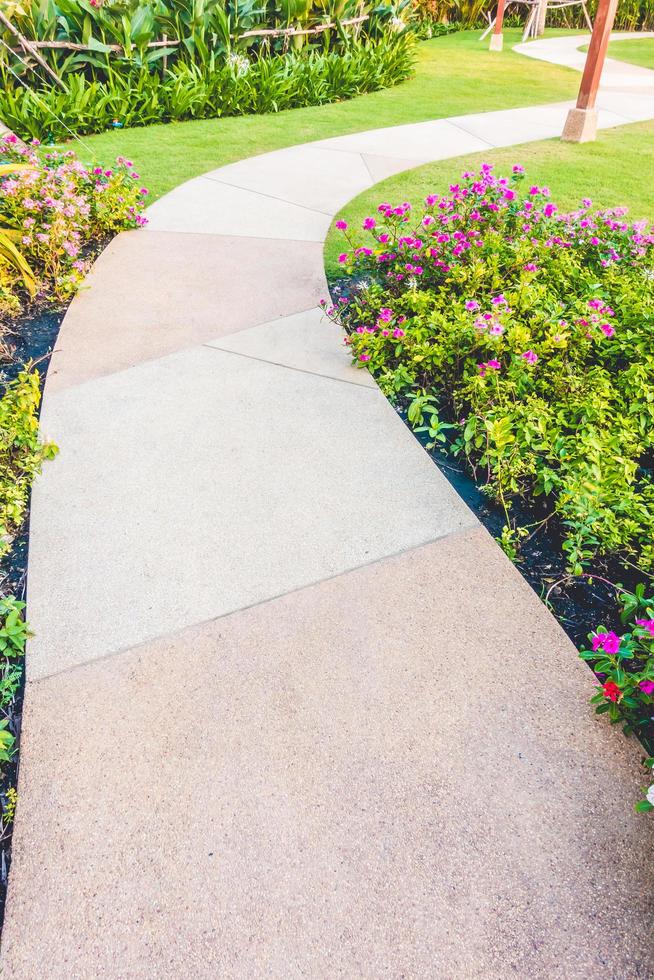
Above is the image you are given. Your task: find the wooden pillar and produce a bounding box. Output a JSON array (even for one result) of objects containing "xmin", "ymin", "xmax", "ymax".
[
  {"xmin": 562, "ymin": 0, "xmax": 617, "ymax": 141},
  {"xmin": 489, "ymin": 0, "xmax": 506, "ymax": 51},
  {"xmin": 536, "ymin": 0, "xmax": 548, "ymax": 36}
]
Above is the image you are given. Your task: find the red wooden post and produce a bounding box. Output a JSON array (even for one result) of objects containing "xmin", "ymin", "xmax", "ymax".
[
  {"xmin": 489, "ymin": 0, "xmax": 506, "ymax": 51},
  {"xmin": 562, "ymin": 0, "xmax": 618, "ymax": 141}
]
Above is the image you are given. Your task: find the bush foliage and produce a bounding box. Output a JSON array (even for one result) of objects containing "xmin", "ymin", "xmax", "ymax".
[
  {"xmin": 0, "ymin": 34, "xmax": 415, "ymax": 140},
  {"xmin": 0, "ymin": 133, "xmax": 147, "ymax": 315},
  {"xmin": 328, "ymin": 166, "xmax": 654, "ymax": 576}
]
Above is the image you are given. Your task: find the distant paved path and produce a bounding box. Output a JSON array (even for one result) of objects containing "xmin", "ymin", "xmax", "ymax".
[{"xmin": 3, "ymin": 34, "xmax": 654, "ymax": 979}]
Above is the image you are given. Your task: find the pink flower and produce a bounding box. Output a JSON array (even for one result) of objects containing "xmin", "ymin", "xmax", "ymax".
[
  {"xmin": 338, "ymin": 253, "xmax": 347, "ymax": 263},
  {"xmin": 335, "ymin": 220, "xmax": 348, "ymax": 231},
  {"xmin": 363, "ymin": 217, "xmax": 376, "ymax": 230},
  {"xmin": 487, "ymin": 359, "xmax": 501, "ymax": 369},
  {"xmin": 512, "ymin": 164, "xmax": 525, "ymax": 174},
  {"xmin": 359, "ymin": 353, "xmax": 370, "ymax": 362},
  {"xmin": 591, "ymin": 631, "xmax": 621, "ymax": 655},
  {"xmin": 392, "ymin": 328, "xmax": 405, "ymax": 339},
  {"xmin": 491, "ymin": 294, "xmax": 507, "ymax": 306},
  {"xmin": 599, "ymin": 322, "xmax": 615, "ymax": 338},
  {"xmin": 639, "ymin": 679, "xmax": 654, "ymax": 695},
  {"xmin": 522, "ymin": 350, "xmax": 538, "ymax": 365},
  {"xmin": 465, "ymin": 300, "xmax": 480, "ymax": 311},
  {"xmin": 636, "ymin": 618, "xmax": 654, "ymax": 637}
]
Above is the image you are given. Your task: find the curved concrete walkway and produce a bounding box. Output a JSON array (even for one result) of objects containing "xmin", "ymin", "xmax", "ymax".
[{"xmin": 3, "ymin": 34, "xmax": 654, "ymax": 978}]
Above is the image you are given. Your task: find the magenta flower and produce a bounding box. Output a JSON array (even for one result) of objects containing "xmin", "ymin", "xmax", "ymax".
[
  {"xmin": 359, "ymin": 352, "xmax": 370, "ymax": 362},
  {"xmin": 512, "ymin": 164, "xmax": 525, "ymax": 174},
  {"xmin": 639, "ymin": 680, "xmax": 654, "ymax": 695},
  {"xmin": 465, "ymin": 300, "xmax": 480, "ymax": 311},
  {"xmin": 363, "ymin": 217, "xmax": 376, "ymax": 230},
  {"xmin": 335, "ymin": 220, "xmax": 348, "ymax": 231},
  {"xmin": 522, "ymin": 350, "xmax": 538, "ymax": 365},
  {"xmin": 591, "ymin": 631, "xmax": 621, "ymax": 655},
  {"xmin": 599, "ymin": 322, "xmax": 615, "ymax": 338},
  {"xmin": 338, "ymin": 253, "xmax": 347, "ymax": 263},
  {"xmin": 636, "ymin": 618, "xmax": 654, "ymax": 637},
  {"xmin": 487, "ymin": 359, "xmax": 501, "ymax": 369}
]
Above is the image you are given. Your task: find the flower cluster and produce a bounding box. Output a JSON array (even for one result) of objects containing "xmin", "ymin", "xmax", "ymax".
[
  {"xmin": 580, "ymin": 590, "xmax": 654, "ymax": 811},
  {"xmin": 1, "ymin": 134, "xmax": 148, "ymax": 314},
  {"xmin": 327, "ymin": 165, "xmax": 654, "ymax": 575}
]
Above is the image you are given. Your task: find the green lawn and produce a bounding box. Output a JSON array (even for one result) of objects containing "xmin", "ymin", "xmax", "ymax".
[
  {"xmin": 582, "ymin": 37, "xmax": 654, "ymax": 70},
  {"xmin": 323, "ymin": 119, "xmax": 654, "ymax": 276},
  {"xmin": 82, "ymin": 30, "xmax": 579, "ymax": 200}
]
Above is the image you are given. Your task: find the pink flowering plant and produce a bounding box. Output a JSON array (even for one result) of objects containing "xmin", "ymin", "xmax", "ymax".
[
  {"xmin": 0, "ymin": 134, "xmax": 147, "ymax": 316},
  {"xmin": 326, "ymin": 165, "xmax": 654, "ymax": 574},
  {"xmin": 579, "ymin": 585, "xmax": 654, "ymax": 811}
]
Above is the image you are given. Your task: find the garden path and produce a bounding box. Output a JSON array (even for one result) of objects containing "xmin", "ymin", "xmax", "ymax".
[{"xmin": 2, "ymin": 32, "xmax": 654, "ymax": 978}]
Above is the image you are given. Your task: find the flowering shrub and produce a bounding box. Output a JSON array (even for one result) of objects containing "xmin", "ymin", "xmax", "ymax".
[
  {"xmin": 0, "ymin": 134, "xmax": 147, "ymax": 316},
  {"xmin": 328, "ymin": 165, "xmax": 654, "ymax": 575},
  {"xmin": 580, "ymin": 585, "xmax": 654, "ymax": 811}
]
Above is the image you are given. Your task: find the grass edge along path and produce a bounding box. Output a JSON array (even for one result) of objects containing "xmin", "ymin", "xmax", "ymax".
[
  {"xmin": 582, "ymin": 37, "xmax": 654, "ymax": 70},
  {"xmin": 323, "ymin": 119, "xmax": 654, "ymax": 277},
  {"xmin": 81, "ymin": 30, "xmax": 580, "ymax": 201}
]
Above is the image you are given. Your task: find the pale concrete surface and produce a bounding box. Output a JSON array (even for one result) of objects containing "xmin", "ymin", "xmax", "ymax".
[
  {"xmin": 4, "ymin": 530, "xmax": 654, "ymax": 979},
  {"xmin": 316, "ymin": 118, "xmax": 491, "ymax": 163},
  {"xmin": 205, "ymin": 307, "xmax": 376, "ymax": 388},
  {"xmin": 450, "ymin": 101, "xmax": 629, "ymax": 147},
  {"xmin": 361, "ymin": 152, "xmax": 425, "ymax": 182},
  {"xmin": 47, "ymin": 231, "xmax": 327, "ymax": 392},
  {"xmin": 146, "ymin": 175, "xmax": 332, "ymax": 240},
  {"xmin": 205, "ymin": 144, "xmax": 373, "ymax": 214},
  {"xmin": 27, "ymin": 343, "xmax": 475, "ymax": 679},
  {"xmin": 515, "ymin": 31, "xmax": 654, "ymax": 74},
  {"xmin": 5, "ymin": 32, "xmax": 654, "ymax": 978}
]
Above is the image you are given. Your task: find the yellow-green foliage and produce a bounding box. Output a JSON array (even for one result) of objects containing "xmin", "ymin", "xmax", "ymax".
[{"xmin": 0, "ymin": 369, "xmax": 57, "ymax": 561}]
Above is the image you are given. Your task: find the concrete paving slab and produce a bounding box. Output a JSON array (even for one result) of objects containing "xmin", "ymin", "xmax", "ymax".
[
  {"xmin": 46, "ymin": 231, "xmax": 328, "ymax": 393},
  {"xmin": 27, "ymin": 344, "xmax": 476, "ymax": 679},
  {"xmin": 145, "ymin": 176, "xmax": 331, "ymax": 241},
  {"xmin": 205, "ymin": 307, "xmax": 376, "ymax": 388},
  {"xmin": 595, "ymin": 89, "xmax": 654, "ymax": 122},
  {"xmin": 316, "ymin": 118, "xmax": 491, "ymax": 163},
  {"xmin": 362, "ymin": 153, "xmax": 425, "ymax": 182},
  {"xmin": 450, "ymin": 102, "xmax": 630, "ymax": 148},
  {"xmin": 4, "ymin": 529, "xmax": 653, "ymax": 979},
  {"xmin": 205, "ymin": 144, "xmax": 372, "ymax": 215}
]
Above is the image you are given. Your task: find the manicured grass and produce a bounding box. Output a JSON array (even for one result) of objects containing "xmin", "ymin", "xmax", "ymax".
[
  {"xmin": 81, "ymin": 31, "xmax": 579, "ymax": 200},
  {"xmin": 581, "ymin": 37, "xmax": 654, "ymax": 70},
  {"xmin": 324, "ymin": 119, "xmax": 654, "ymax": 276}
]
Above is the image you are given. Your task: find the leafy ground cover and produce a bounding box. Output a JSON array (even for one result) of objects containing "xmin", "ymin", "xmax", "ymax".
[
  {"xmin": 326, "ymin": 163, "xmax": 654, "ymax": 809},
  {"xmin": 79, "ymin": 30, "xmax": 579, "ymax": 200},
  {"xmin": 0, "ymin": 35, "xmax": 416, "ymax": 140}
]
